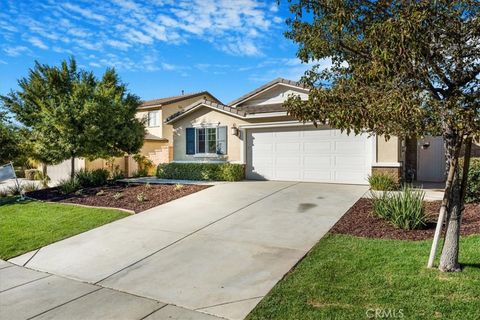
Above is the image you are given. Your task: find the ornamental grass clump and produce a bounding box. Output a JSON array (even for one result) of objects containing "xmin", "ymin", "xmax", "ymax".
[
  {"xmin": 371, "ymin": 185, "xmax": 426, "ymax": 230},
  {"xmin": 57, "ymin": 178, "xmax": 81, "ymax": 194},
  {"xmin": 368, "ymin": 172, "xmax": 400, "ymax": 191}
]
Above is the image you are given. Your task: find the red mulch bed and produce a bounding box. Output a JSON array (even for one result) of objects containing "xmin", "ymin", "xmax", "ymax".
[
  {"xmin": 330, "ymin": 198, "xmax": 480, "ymax": 241},
  {"xmin": 27, "ymin": 183, "xmax": 209, "ymax": 213}
]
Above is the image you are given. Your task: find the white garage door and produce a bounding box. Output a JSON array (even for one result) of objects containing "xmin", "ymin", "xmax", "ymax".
[{"xmin": 246, "ymin": 126, "xmax": 372, "ymax": 184}]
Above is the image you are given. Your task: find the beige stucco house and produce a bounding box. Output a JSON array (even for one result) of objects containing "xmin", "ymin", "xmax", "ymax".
[
  {"xmin": 135, "ymin": 91, "xmax": 220, "ymax": 165},
  {"xmin": 165, "ymin": 78, "xmax": 448, "ymax": 184}
]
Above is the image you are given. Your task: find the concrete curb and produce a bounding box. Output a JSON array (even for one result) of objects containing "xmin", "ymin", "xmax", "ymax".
[{"xmin": 44, "ymin": 201, "xmax": 135, "ymax": 214}]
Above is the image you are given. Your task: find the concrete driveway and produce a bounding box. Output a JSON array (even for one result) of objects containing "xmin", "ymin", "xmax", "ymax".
[{"xmin": 6, "ymin": 181, "xmax": 367, "ymax": 320}]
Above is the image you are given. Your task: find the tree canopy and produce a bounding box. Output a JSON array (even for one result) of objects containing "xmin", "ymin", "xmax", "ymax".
[
  {"xmin": 1, "ymin": 58, "xmax": 145, "ymax": 176},
  {"xmin": 0, "ymin": 111, "xmax": 27, "ymax": 165},
  {"xmin": 283, "ymin": 0, "xmax": 479, "ymax": 272},
  {"xmin": 285, "ymin": 0, "xmax": 479, "ymax": 139}
]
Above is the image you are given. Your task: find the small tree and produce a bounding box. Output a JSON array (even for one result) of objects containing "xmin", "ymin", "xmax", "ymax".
[
  {"xmin": 0, "ymin": 112, "xmax": 23, "ymax": 165},
  {"xmin": 1, "ymin": 58, "xmax": 145, "ymax": 178},
  {"xmin": 284, "ymin": 1, "xmax": 479, "ymax": 272}
]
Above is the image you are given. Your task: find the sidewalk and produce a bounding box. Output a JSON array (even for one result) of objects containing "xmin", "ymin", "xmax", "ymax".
[{"xmin": 0, "ymin": 259, "xmax": 221, "ymax": 320}]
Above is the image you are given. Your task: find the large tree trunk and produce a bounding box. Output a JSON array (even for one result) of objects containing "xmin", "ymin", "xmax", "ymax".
[
  {"xmin": 42, "ymin": 163, "xmax": 47, "ymax": 180},
  {"xmin": 41, "ymin": 163, "xmax": 48, "ymax": 188},
  {"xmin": 70, "ymin": 157, "xmax": 75, "ymax": 179},
  {"xmin": 439, "ymin": 175, "xmax": 462, "ymax": 272},
  {"xmin": 438, "ymin": 133, "xmax": 471, "ymax": 272}
]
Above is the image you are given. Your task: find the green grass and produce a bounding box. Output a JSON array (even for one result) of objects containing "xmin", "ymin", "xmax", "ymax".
[
  {"xmin": 247, "ymin": 234, "xmax": 480, "ymax": 320},
  {"xmin": 0, "ymin": 197, "xmax": 130, "ymax": 260}
]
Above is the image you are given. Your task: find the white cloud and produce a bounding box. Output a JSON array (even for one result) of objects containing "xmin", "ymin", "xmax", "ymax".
[
  {"xmin": 27, "ymin": 37, "xmax": 48, "ymax": 49},
  {"xmin": 3, "ymin": 46, "xmax": 29, "ymax": 57},
  {"xmin": 3, "ymin": 0, "xmax": 285, "ymax": 71},
  {"xmin": 125, "ymin": 30, "xmax": 153, "ymax": 45},
  {"xmin": 106, "ymin": 39, "xmax": 131, "ymax": 50},
  {"xmin": 248, "ymin": 58, "xmax": 332, "ymax": 83},
  {"xmin": 62, "ymin": 3, "xmax": 107, "ymax": 22}
]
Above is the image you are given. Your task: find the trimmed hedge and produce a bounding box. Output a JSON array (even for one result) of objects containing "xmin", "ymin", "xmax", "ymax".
[{"xmin": 157, "ymin": 162, "xmax": 245, "ymax": 181}]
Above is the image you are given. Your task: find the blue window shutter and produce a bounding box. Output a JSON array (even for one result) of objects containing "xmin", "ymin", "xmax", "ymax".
[{"xmin": 186, "ymin": 128, "xmax": 195, "ymax": 155}]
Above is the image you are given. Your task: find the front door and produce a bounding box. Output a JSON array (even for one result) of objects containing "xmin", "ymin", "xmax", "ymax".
[{"xmin": 417, "ymin": 136, "xmax": 446, "ymax": 182}]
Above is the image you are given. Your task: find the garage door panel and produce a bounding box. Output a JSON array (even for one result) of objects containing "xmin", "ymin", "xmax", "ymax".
[
  {"xmin": 303, "ymin": 156, "xmax": 331, "ymax": 168},
  {"xmin": 334, "ymin": 141, "xmax": 367, "ymax": 153},
  {"xmin": 302, "ymin": 171, "xmax": 333, "ymax": 182},
  {"xmin": 275, "ymin": 142, "xmax": 301, "ymax": 153},
  {"xmin": 250, "ymin": 132, "xmax": 274, "ymax": 142},
  {"xmin": 334, "ymin": 156, "xmax": 366, "ymax": 168},
  {"xmin": 246, "ymin": 127, "xmax": 371, "ymax": 184},
  {"xmin": 251, "ymin": 143, "xmax": 273, "ymax": 153},
  {"xmin": 303, "ymin": 142, "xmax": 332, "ymax": 153},
  {"xmin": 274, "ymin": 131, "xmax": 302, "ymax": 139},
  {"xmin": 303, "ymin": 129, "xmax": 332, "ymax": 137},
  {"xmin": 276, "ymin": 157, "xmax": 301, "ymax": 166}
]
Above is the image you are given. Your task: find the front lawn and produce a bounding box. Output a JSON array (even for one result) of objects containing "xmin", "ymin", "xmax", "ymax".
[
  {"xmin": 0, "ymin": 197, "xmax": 130, "ymax": 259},
  {"xmin": 247, "ymin": 234, "xmax": 480, "ymax": 320}
]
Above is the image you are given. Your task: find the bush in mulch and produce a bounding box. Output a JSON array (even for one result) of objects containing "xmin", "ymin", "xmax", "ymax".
[
  {"xmin": 27, "ymin": 182, "xmax": 209, "ymax": 213},
  {"xmin": 330, "ymin": 198, "xmax": 480, "ymax": 241}
]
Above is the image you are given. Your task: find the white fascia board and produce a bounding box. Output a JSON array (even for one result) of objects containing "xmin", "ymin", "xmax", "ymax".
[
  {"xmin": 165, "ymin": 103, "xmax": 246, "ymax": 124},
  {"xmin": 238, "ymin": 121, "xmax": 315, "ymax": 129},
  {"xmin": 244, "ymin": 112, "xmax": 288, "ymax": 118}
]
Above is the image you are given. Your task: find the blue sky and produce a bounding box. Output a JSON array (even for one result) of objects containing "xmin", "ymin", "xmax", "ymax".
[{"xmin": 0, "ymin": 0, "xmax": 321, "ymax": 104}]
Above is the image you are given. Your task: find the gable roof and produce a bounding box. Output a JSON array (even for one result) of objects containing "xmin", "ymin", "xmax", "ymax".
[
  {"xmin": 165, "ymin": 99, "xmax": 247, "ymax": 124},
  {"xmin": 139, "ymin": 91, "xmax": 221, "ymax": 109},
  {"xmin": 228, "ymin": 78, "xmax": 308, "ymax": 107},
  {"xmin": 165, "ymin": 99, "xmax": 292, "ymax": 124}
]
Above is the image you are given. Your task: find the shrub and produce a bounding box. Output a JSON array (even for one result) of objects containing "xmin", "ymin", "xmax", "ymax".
[
  {"xmin": 132, "ymin": 169, "xmax": 148, "ymax": 178},
  {"xmin": 133, "ymin": 154, "xmax": 154, "ymax": 176},
  {"xmin": 157, "ymin": 163, "xmax": 245, "ymax": 181},
  {"xmin": 368, "ymin": 172, "xmax": 400, "ymax": 191},
  {"xmin": 111, "ymin": 165, "xmax": 125, "ymax": 181},
  {"xmin": 371, "ymin": 185, "xmax": 426, "ymax": 230},
  {"xmin": 15, "ymin": 169, "xmax": 25, "ymax": 178},
  {"xmin": 57, "ymin": 178, "xmax": 81, "ymax": 194},
  {"xmin": 75, "ymin": 169, "xmax": 109, "ymax": 188},
  {"xmin": 465, "ymin": 157, "xmax": 480, "ymax": 203},
  {"xmin": 174, "ymin": 183, "xmax": 184, "ymax": 191},
  {"xmin": 22, "ymin": 182, "xmax": 40, "ymax": 192},
  {"xmin": 6, "ymin": 185, "xmax": 22, "ymax": 196},
  {"xmin": 90, "ymin": 169, "xmax": 109, "ymax": 186},
  {"xmin": 136, "ymin": 192, "xmax": 147, "ymax": 202},
  {"xmin": 24, "ymin": 169, "xmax": 41, "ymax": 180},
  {"xmin": 0, "ymin": 189, "xmax": 8, "ymax": 198},
  {"xmin": 113, "ymin": 192, "xmax": 123, "ymax": 200}
]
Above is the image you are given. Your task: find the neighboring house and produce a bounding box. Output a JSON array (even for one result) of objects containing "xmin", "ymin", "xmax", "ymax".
[
  {"xmin": 166, "ymin": 78, "xmax": 448, "ymax": 185},
  {"xmin": 135, "ymin": 91, "xmax": 221, "ymax": 167}
]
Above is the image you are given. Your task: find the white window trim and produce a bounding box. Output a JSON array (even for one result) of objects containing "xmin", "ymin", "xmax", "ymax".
[
  {"xmin": 147, "ymin": 110, "xmax": 160, "ymax": 128},
  {"xmin": 193, "ymin": 125, "xmax": 226, "ymax": 156}
]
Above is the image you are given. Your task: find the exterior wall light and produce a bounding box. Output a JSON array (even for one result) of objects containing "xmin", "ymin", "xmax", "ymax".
[{"xmin": 231, "ymin": 125, "xmax": 239, "ymax": 136}]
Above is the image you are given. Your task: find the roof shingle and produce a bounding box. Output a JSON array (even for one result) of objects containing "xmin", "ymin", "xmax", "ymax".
[{"xmin": 140, "ymin": 91, "xmax": 219, "ymax": 108}]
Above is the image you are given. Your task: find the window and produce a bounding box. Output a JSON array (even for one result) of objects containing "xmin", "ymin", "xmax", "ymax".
[
  {"xmin": 147, "ymin": 111, "xmax": 159, "ymax": 127},
  {"xmin": 186, "ymin": 126, "xmax": 227, "ymax": 155}
]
